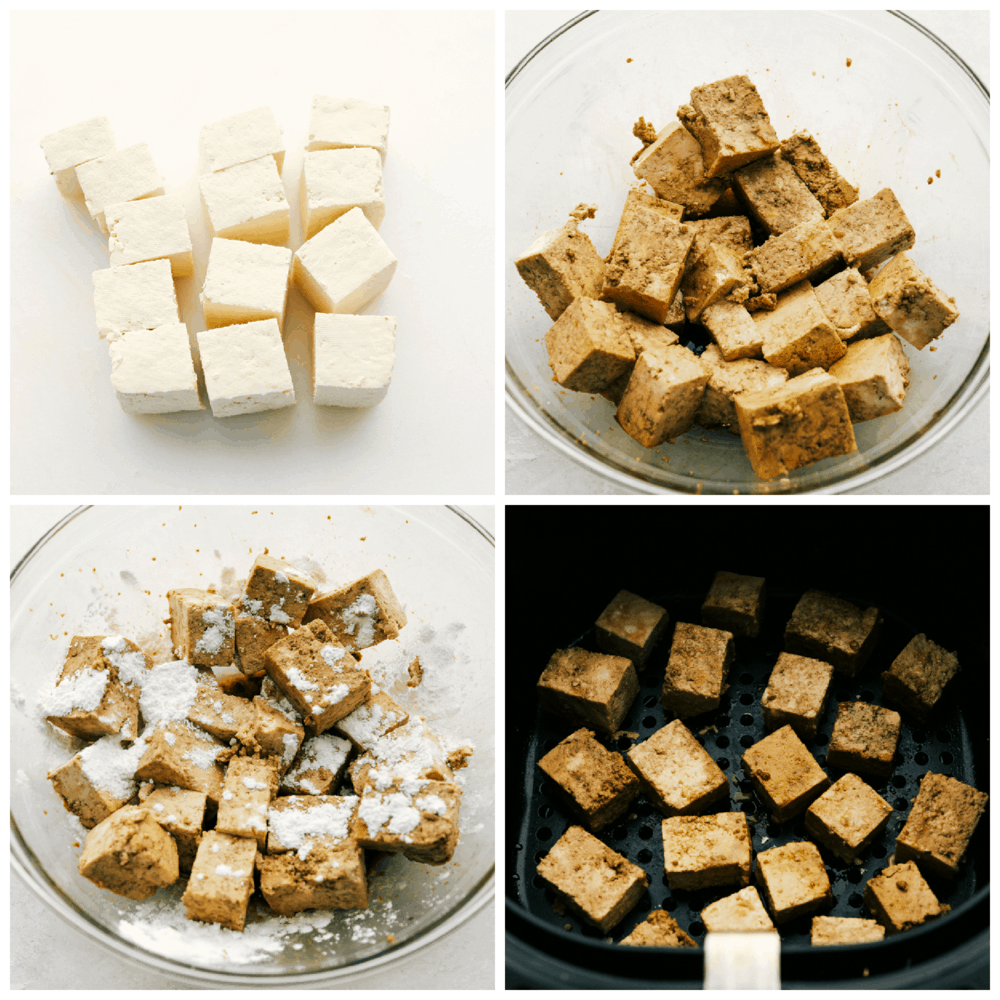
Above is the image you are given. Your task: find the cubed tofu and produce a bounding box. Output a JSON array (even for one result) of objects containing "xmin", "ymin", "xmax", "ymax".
[
  {"xmin": 201, "ymin": 238, "xmax": 292, "ymax": 332},
  {"xmin": 249, "ymin": 695, "xmax": 306, "ymax": 775},
  {"xmin": 182, "ymin": 830, "xmax": 259, "ymax": 931},
  {"xmin": 354, "ymin": 778, "xmax": 461, "ymax": 864},
  {"xmin": 241, "ymin": 554, "xmax": 315, "ymax": 628},
  {"xmin": 347, "ymin": 718, "xmax": 453, "ymax": 792},
  {"xmin": 536, "ymin": 825, "xmax": 649, "ymax": 932},
  {"xmin": 881, "ymin": 633, "xmax": 960, "ymax": 723},
  {"xmin": 756, "ymin": 840, "xmax": 832, "ymax": 924},
  {"xmin": 701, "ymin": 300, "xmax": 764, "ymax": 362},
  {"xmin": 805, "ymin": 772, "xmax": 893, "ymax": 862},
  {"xmin": 825, "ymin": 701, "xmax": 901, "ymax": 777},
  {"xmin": 307, "ymin": 95, "xmax": 390, "ymax": 161},
  {"xmin": 187, "ymin": 683, "xmax": 255, "ymax": 742},
  {"xmin": 864, "ymin": 861, "xmax": 948, "ymax": 935},
  {"xmin": 300, "ymin": 147, "xmax": 384, "ymax": 238},
  {"xmin": 200, "ymin": 106, "xmax": 284, "ymax": 173},
  {"xmin": 755, "ymin": 280, "xmax": 845, "ymax": 376},
  {"xmin": 595, "ymin": 589, "xmax": 670, "ymax": 668},
  {"xmin": 280, "ymin": 734, "xmax": 353, "ymax": 795},
  {"xmin": 234, "ymin": 613, "xmax": 288, "ymax": 677},
  {"xmin": 620, "ymin": 910, "xmax": 697, "ymax": 948},
  {"xmin": 626, "ymin": 718, "xmax": 728, "ymax": 816},
  {"xmin": 811, "ymin": 915, "xmax": 884, "ymax": 946},
  {"xmin": 895, "ymin": 772, "xmax": 988, "ymax": 879},
  {"xmin": 537, "ymin": 647, "xmax": 639, "ymax": 736},
  {"xmin": 732, "ymin": 151, "xmax": 824, "ymax": 236},
  {"xmin": 333, "ymin": 691, "xmax": 409, "ymax": 753},
  {"xmin": 813, "ymin": 268, "xmax": 890, "ymax": 340},
  {"xmin": 266, "ymin": 793, "xmax": 357, "ymax": 855},
  {"xmin": 828, "ymin": 333, "xmax": 910, "ymax": 422},
  {"xmin": 742, "ymin": 725, "xmax": 830, "ymax": 823},
  {"xmin": 134, "ymin": 720, "xmax": 228, "ymax": 807},
  {"xmin": 106, "ymin": 193, "xmax": 194, "ymax": 277},
  {"xmin": 108, "ymin": 323, "xmax": 203, "ymax": 415},
  {"xmin": 619, "ymin": 309, "xmax": 682, "ymax": 355},
  {"xmin": 661, "ymin": 811, "xmax": 752, "ymax": 890},
  {"xmin": 92, "ymin": 258, "xmax": 180, "ymax": 340},
  {"xmin": 76, "ymin": 142, "xmax": 164, "ymax": 233},
  {"xmin": 662, "ymin": 622, "xmax": 734, "ymax": 719},
  {"xmin": 827, "ymin": 189, "xmax": 915, "ymax": 273},
  {"xmin": 167, "ymin": 589, "xmax": 236, "ymax": 667},
  {"xmin": 47, "ymin": 735, "xmax": 139, "ymax": 829},
  {"xmin": 696, "ymin": 344, "xmax": 788, "ymax": 434},
  {"xmin": 216, "ymin": 756, "xmax": 279, "ymax": 848},
  {"xmin": 779, "ymin": 132, "xmax": 859, "ymax": 215},
  {"xmin": 682, "ymin": 242, "xmax": 749, "ymax": 321},
  {"xmin": 303, "ymin": 569, "xmax": 406, "ymax": 652},
  {"xmin": 760, "ymin": 652, "xmax": 833, "ymax": 741},
  {"xmin": 867, "ymin": 251, "xmax": 960, "ymax": 350},
  {"xmin": 312, "ymin": 313, "xmax": 396, "ymax": 408},
  {"xmin": 142, "ymin": 786, "xmax": 207, "ymax": 873},
  {"xmin": 40, "ymin": 115, "xmax": 116, "ymax": 198},
  {"xmin": 784, "ymin": 590, "xmax": 882, "ymax": 677},
  {"xmin": 199, "ymin": 155, "xmax": 290, "ymax": 245},
  {"xmin": 702, "ymin": 886, "xmax": 776, "ymax": 933},
  {"xmin": 544, "ymin": 297, "xmax": 635, "ymax": 392},
  {"xmin": 749, "ymin": 218, "xmax": 843, "ymax": 294},
  {"xmin": 261, "ymin": 841, "xmax": 367, "ymax": 914},
  {"xmin": 701, "ymin": 570, "xmax": 766, "ymax": 638}
]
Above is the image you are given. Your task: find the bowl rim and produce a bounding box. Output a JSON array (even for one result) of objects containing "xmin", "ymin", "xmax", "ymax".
[
  {"xmin": 505, "ymin": 10, "xmax": 990, "ymax": 495},
  {"xmin": 10, "ymin": 503, "xmax": 495, "ymax": 986}
]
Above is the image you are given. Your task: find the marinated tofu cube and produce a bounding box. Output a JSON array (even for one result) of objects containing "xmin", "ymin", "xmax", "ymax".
[
  {"xmin": 182, "ymin": 830, "xmax": 259, "ymax": 931},
  {"xmin": 141, "ymin": 786, "xmax": 207, "ymax": 873},
  {"xmin": 732, "ymin": 151, "xmax": 824, "ymax": 236},
  {"xmin": 682, "ymin": 242, "xmax": 749, "ymax": 321},
  {"xmin": 701, "ymin": 570, "xmax": 766, "ymax": 638},
  {"xmin": 303, "ymin": 569, "xmax": 406, "ymax": 653},
  {"xmin": 234, "ymin": 613, "xmax": 288, "ymax": 677},
  {"xmin": 895, "ymin": 772, "xmax": 988, "ymax": 879},
  {"xmin": 827, "ymin": 188, "xmax": 915, "ymax": 272},
  {"xmin": 825, "ymin": 702, "xmax": 901, "ymax": 777},
  {"xmin": 626, "ymin": 718, "xmax": 728, "ymax": 817},
  {"xmin": 701, "ymin": 300, "xmax": 764, "ymax": 361},
  {"xmin": 779, "ymin": 132, "xmax": 859, "ymax": 215},
  {"xmin": 347, "ymin": 718, "xmax": 454, "ymax": 792},
  {"xmin": 829, "ymin": 333, "xmax": 910, "ymax": 421},
  {"xmin": 134, "ymin": 720, "xmax": 227, "ymax": 807},
  {"xmin": 742, "ymin": 725, "xmax": 830, "ymax": 823},
  {"xmin": 595, "ymin": 589, "xmax": 670, "ymax": 668},
  {"xmin": 78, "ymin": 805, "xmax": 179, "ymax": 901},
  {"xmin": 662, "ymin": 622, "xmax": 734, "ymax": 719},
  {"xmin": 811, "ymin": 915, "xmax": 884, "ymax": 946},
  {"xmin": 619, "ymin": 309, "xmax": 682, "ymax": 356},
  {"xmin": 678, "ymin": 75, "xmax": 780, "ymax": 178},
  {"xmin": 540, "ymin": 728, "xmax": 640, "ymax": 831},
  {"xmin": 248, "ymin": 695, "xmax": 306, "ymax": 775},
  {"xmin": 867, "ymin": 251, "xmax": 960, "ymax": 350},
  {"xmin": 537, "ymin": 647, "xmax": 639, "ymax": 736},
  {"xmin": 620, "ymin": 909, "xmax": 697, "ymax": 948},
  {"xmin": 536, "ymin": 825, "xmax": 649, "ymax": 932},
  {"xmin": 267, "ymin": 793, "xmax": 357, "ymax": 854},
  {"xmin": 216, "ymin": 756, "xmax": 279, "ymax": 848},
  {"xmin": 543, "ymin": 297, "xmax": 635, "ymax": 392},
  {"xmin": 749, "ymin": 218, "xmax": 843, "ymax": 294},
  {"xmin": 756, "ymin": 281, "xmax": 845, "ymax": 376},
  {"xmin": 199, "ymin": 155, "xmax": 290, "ymax": 245},
  {"xmin": 881, "ymin": 633, "xmax": 960, "ymax": 724},
  {"xmin": 784, "ymin": 590, "xmax": 882, "ymax": 677},
  {"xmin": 701, "ymin": 886, "xmax": 776, "ymax": 933},
  {"xmin": 280, "ymin": 734, "xmax": 352, "ymax": 796},
  {"xmin": 760, "ymin": 652, "xmax": 833, "ymax": 741},
  {"xmin": 864, "ymin": 860, "xmax": 949, "ymax": 935},
  {"xmin": 681, "ymin": 217, "xmax": 754, "ymax": 322},
  {"xmin": 354, "ymin": 779, "xmax": 461, "ymax": 864},
  {"xmin": 106, "ymin": 193, "xmax": 194, "ymax": 277},
  {"xmin": 813, "ymin": 268, "xmax": 890, "ymax": 340},
  {"xmin": 756, "ymin": 840, "xmax": 832, "ymax": 924},
  {"xmin": 805, "ymin": 772, "xmax": 892, "ymax": 862},
  {"xmin": 661, "ymin": 811, "xmax": 752, "ymax": 890},
  {"xmin": 333, "ymin": 691, "xmax": 409, "ymax": 752},
  {"xmin": 187, "ymin": 684, "xmax": 255, "ymax": 741},
  {"xmin": 242, "ymin": 554, "xmax": 316, "ymax": 629},
  {"xmin": 47, "ymin": 735, "xmax": 139, "ymax": 829},
  {"xmin": 167, "ymin": 589, "xmax": 236, "ymax": 667},
  {"xmin": 261, "ymin": 841, "xmax": 367, "ymax": 914},
  {"xmin": 696, "ymin": 344, "xmax": 789, "ymax": 435},
  {"xmin": 735, "ymin": 368, "xmax": 857, "ymax": 479}
]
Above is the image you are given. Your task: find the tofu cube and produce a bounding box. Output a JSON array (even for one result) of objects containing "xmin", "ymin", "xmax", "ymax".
[
  {"xmin": 760, "ymin": 652, "xmax": 833, "ymax": 741},
  {"xmin": 827, "ymin": 188, "xmax": 915, "ymax": 272},
  {"xmin": 805, "ymin": 772, "xmax": 893, "ymax": 862},
  {"xmin": 881, "ymin": 633, "xmax": 960, "ymax": 723},
  {"xmin": 755, "ymin": 281, "xmax": 845, "ymax": 376},
  {"xmin": 632, "ymin": 119, "xmax": 728, "ymax": 214},
  {"xmin": 756, "ymin": 840, "xmax": 832, "ymax": 924},
  {"xmin": 106, "ymin": 193, "xmax": 194, "ymax": 277},
  {"xmin": 196, "ymin": 318, "xmax": 296, "ymax": 419},
  {"xmin": 76, "ymin": 142, "xmax": 164, "ymax": 233},
  {"xmin": 354, "ymin": 778, "xmax": 461, "ymax": 864},
  {"xmin": 134, "ymin": 720, "xmax": 227, "ymax": 807},
  {"xmin": 536, "ymin": 647, "xmax": 639, "ymax": 736},
  {"xmin": 187, "ymin": 683, "xmax": 255, "ymax": 741},
  {"xmin": 810, "ymin": 915, "xmax": 884, "ymax": 946},
  {"xmin": 784, "ymin": 589, "xmax": 882, "ymax": 677},
  {"xmin": 536, "ymin": 825, "xmax": 649, "ymax": 932},
  {"xmin": 264, "ymin": 620, "xmax": 371, "ymax": 732},
  {"xmin": 682, "ymin": 242, "xmax": 749, "ymax": 321},
  {"xmin": 266, "ymin": 793, "xmax": 357, "ymax": 854},
  {"xmin": 595, "ymin": 589, "xmax": 669, "ymax": 668},
  {"xmin": 92, "ymin": 258, "xmax": 179, "ymax": 340},
  {"xmin": 347, "ymin": 718, "xmax": 454, "ymax": 793},
  {"xmin": 168, "ymin": 589, "xmax": 236, "ymax": 666},
  {"xmin": 243, "ymin": 554, "xmax": 316, "ymax": 628},
  {"xmin": 867, "ymin": 251, "xmax": 960, "ymax": 349},
  {"xmin": 312, "ymin": 313, "xmax": 397, "ymax": 408},
  {"xmin": 864, "ymin": 860, "xmax": 948, "ymax": 935},
  {"xmin": 616, "ymin": 344, "xmax": 709, "ymax": 447},
  {"xmin": 701, "ymin": 300, "xmax": 764, "ymax": 361},
  {"xmin": 199, "ymin": 155, "xmax": 290, "ymax": 245},
  {"xmin": 234, "ymin": 614, "xmax": 287, "ymax": 677},
  {"xmin": 626, "ymin": 718, "xmax": 728, "ymax": 816},
  {"xmin": 749, "ymin": 218, "xmax": 843, "ymax": 294},
  {"xmin": 661, "ymin": 811, "xmax": 752, "ymax": 890},
  {"xmin": 216, "ymin": 756, "xmax": 279, "ymax": 848},
  {"xmin": 620, "ymin": 910, "xmax": 697, "ymax": 948},
  {"xmin": 701, "ymin": 886, "xmax": 776, "ymax": 933},
  {"xmin": 332, "ymin": 692, "xmax": 409, "ymax": 753},
  {"xmin": 308, "ymin": 95, "xmax": 390, "ymax": 161},
  {"xmin": 47, "ymin": 735, "xmax": 138, "ymax": 829},
  {"xmin": 250, "ymin": 695, "xmax": 305, "ymax": 775},
  {"xmin": 182, "ymin": 830, "xmax": 259, "ymax": 931},
  {"xmin": 662, "ymin": 622, "xmax": 734, "ymax": 719},
  {"xmin": 40, "ymin": 116, "xmax": 117, "ymax": 198},
  {"xmin": 292, "ymin": 206, "xmax": 397, "ymax": 313},
  {"xmin": 620, "ymin": 309, "xmax": 681, "ymax": 355},
  {"xmin": 895, "ymin": 772, "xmax": 988, "ymax": 879},
  {"xmin": 735, "ymin": 368, "xmax": 857, "ymax": 479},
  {"xmin": 732, "ymin": 151, "xmax": 824, "ymax": 236},
  {"xmin": 539, "ymin": 727, "xmax": 641, "ymax": 831},
  {"xmin": 201, "ymin": 238, "xmax": 292, "ymax": 332},
  {"xmin": 303, "ymin": 569, "xmax": 406, "ymax": 652},
  {"xmin": 678, "ymin": 75, "xmax": 780, "ymax": 178},
  {"xmin": 701, "ymin": 570, "xmax": 766, "ymax": 638},
  {"xmin": 78, "ymin": 805, "xmax": 179, "ymax": 901},
  {"xmin": 780, "ymin": 132, "xmax": 859, "ymax": 215},
  {"xmin": 108, "ymin": 323, "xmax": 203, "ymax": 415},
  {"xmin": 544, "ymin": 297, "xmax": 635, "ymax": 393},
  {"xmin": 813, "ymin": 267, "xmax": 890, "ymax": 340},
  {"xmin": 696, "ymin": 344, "xmax": 788, "ymax": 435},
  {"xmin": 301, "ymin": 147, "xmax": 384, "ymax": 238},
  {"xmin": 826, "ymin": 701, "xmax": 901, "ymax": 778},
  {"xmin": 261, "ymin": 842, "xmax": 367, "ymax": 914},
  {"xmin": 141, "ymin": 786, "xmax": 207, "ymax": 873},
  {"xmin": 199, "ymin": 105, "xmax": 284, "ymax": 173},
  {"xmin": 681, "ymin": 216, "xmax": 753, "ymax": 319},
  {"xmin": 280, "ymin": 734, "xmax": 352, "ymax": 795},
  {"xmin": 742, "ymin": 725, "xmax": 830, "ymax": 822}
]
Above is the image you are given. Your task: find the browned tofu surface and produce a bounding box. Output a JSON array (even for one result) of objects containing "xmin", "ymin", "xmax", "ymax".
[
  {"xmin": 881, "ymin": 633, "xmax": 960, "ymax": 723},
  {"xmin": 701, "ymin": 570, "xmax": 766, "ymax": 638},
  {"xmin": 756, "ymin": 840, "xmax": 832, "ymax": 924},
  {"xmin": 805, "ymin": 772, "xmax": 892, "ymax": 863},
  {"xmin": 662, "ymin": 622, "xmax": 734, "ymax": 718},
  {"xmin": 661, "ymin": 811, "xmax": 752, "ymax": 890},
  {"xmin": 864, "ymin": 861, "xmax": 949, "ymax": 935},
  {"xmin": 760, "ymin": 652, "xmax": 833, "ymax": 741},
  {"xmin": 537, "ymin": 647, "xmax": 639, "ymax": 735},
  {"xmin": 595, "ymin": 589, "xmax": 669, "ymax": 668},
  {"xmin": 825, "ymin": 701, "xmax": 901, "ymax": 777},
  {"xmin": 742, "ymin": 725, "xmax": 830, "ymax": 822},
  {"xmin": 811, "ymin": 915, "xmax": 884, "ymax": 946},
  {"xmin": 784, "ymin": 589, "xmax": 881, "ymax": 676},
  {"xmin": 620, "ymin": 909, "xmax": 698, "ymax": 948}
]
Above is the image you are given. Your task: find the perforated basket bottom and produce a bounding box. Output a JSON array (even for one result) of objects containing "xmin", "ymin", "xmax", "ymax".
[{"xmin": 512, "ymin": 586, "xmax": 981, "ymax": 947}]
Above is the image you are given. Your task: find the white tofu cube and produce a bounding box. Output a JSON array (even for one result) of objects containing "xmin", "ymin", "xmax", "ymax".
[
  {"xmin": 76, "ymin": 142, "xmax": 164, "ymax": 234},
  {"xmin": 39, "ymin": 116, "xmax": 116, "ymax": 199},
  {"xmin": 200, "ymin": 106, "xmax": 284, "ymax": 173},
  {"xmin": 300, "ymin": 147, "xmax": 384, "ymax": 239},
  {"xmin": 108, "ymin": 322, "xmax": 203, "ymax": 414},
  {"xmin": 93, "ymin": 258, "xmax": 179, "ymax": 340},
  {"xmin": 197, "ymin": 318, "xmax": 296, "ymax": 418},
  {"xmin": 307, "ymin": 95, "xmax": 390, "ymax": 161},
  {"xmin": 201, "ymin": 238, "xmax": 292, "ymax": 332},
  {"xmin": 292, "ymin": 207, "xmax": 397, "ymax": 314},
  {"xmin": 313, "ymin": 314, "xmax": 396, "ymax": 408},
  {"xmin": 199, "ymin": 155, "xmax": 290, "ymax": 246},
  {"xmin": 106, "ymin": 194, "xmax": 194, "ymax": 277}
]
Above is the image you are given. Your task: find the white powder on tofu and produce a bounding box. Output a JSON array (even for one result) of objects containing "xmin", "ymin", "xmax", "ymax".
[
  {"xmin": 339, "ymin": 593, "xmax": 378, "ymax": 648},
  {"xmin": 242, "ymin": 776, "xmax": 268, "ymax": 790},
  {"xmin": 358, "ymin": 790, "xmax": 422, "ymax": 836},
  {"xmin": 321, "ymin": 683, "xmax": 350, "ymax": 706},
  {"xmin": 101, "ymin": 636, "xmax": 149, "ymax": 688},
  {"xmin": 337, "ymin": 701, "xmax": 401, "ymax": 749},
  {"xmin": 39, "ymin": 667, "xmax": 110, "ymax": 716},
  {"xmin": 183, "ymin": 745, "xmax": 220, "ymax": 770},
  {"xmin": 415, "ymin": 794, "xmax": 448, "ymax": 817},
  {"xmin": 241, "ymin": 595, "xmax": 264, "ymax": 617},
  {"xmin": 269, "ymin": 603, "xmax": 292, "ymax": 624},
  {"xmin": 320, "ymin": 644, "xmax": 347, "ymax": 667},
  {"xmin": 78, "ymin": 734, "xmax": 142, "ymax": 800},
  {"xmin": 260, "ymin": 678, "xmax": 300, "ymax": 721},
  {"xmin": 195, "ymin": 605, "xmax": 235, "ymax": 656},
  {"xmin": 214, "ymin": 864, "xmax": 247, "ymax": 878},
  {"xmin": 281, "ymin": 734, "xmax": 350, "ymax": 791},
  {"xmin": 281, "ymin": 732, "xmax": 302, "ymax": 767},
  {"xmin": 274, "ymin": 571, "xmax": 290, "ymax": 585},
  {"xmin": 285, "ymin": 666, "xmax": 319, "ymax": 693},
  {"xmin": 139, "ymin": 660, "xmax": 202, "ymax": 724},
  {"xmin": 222, "ymin": 790, "xmax": 234, "ymax": 801},
  {"xmin": 164, "ymin": 731, "xmax": 177, "ymax": 746},
  {"xmin": 268, "ymin": 798, "xmax": 356, "ymax": 852}
]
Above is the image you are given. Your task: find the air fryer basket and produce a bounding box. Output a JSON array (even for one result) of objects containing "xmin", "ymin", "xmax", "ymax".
[{"xmin": 506, "ymin": 507, "xmax": 989, "ymax": 988}]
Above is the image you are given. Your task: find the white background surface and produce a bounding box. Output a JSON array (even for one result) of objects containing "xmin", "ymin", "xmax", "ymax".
[
  {"xmin": 12, "ymin": 11, "xmax": 494, "ymax": 496},
  {"xmin": 505, "ymin": 10, "xmax": 989, "ymax": 496},
  {"xmin": 10, "ymin": 503, "xmax": 494, "ymax": 990}
]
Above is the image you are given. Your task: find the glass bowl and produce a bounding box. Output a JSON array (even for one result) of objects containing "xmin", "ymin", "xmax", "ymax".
[
  {"xmin": 11, "ymin": 505, "xmax": 494, "ymax": 986},
  {"xmin": 505, "ymin": 11, "xmax": 988, "ymax": 494}
]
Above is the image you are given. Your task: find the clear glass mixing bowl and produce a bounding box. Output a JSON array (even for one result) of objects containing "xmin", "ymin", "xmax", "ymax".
[
  {"xmin": 11, "ymin": 505, "xmax": 494, "ymax": 985},
  {"xmin": 506, "ymin": 11, "xmax": 988, "ymax": 494}
]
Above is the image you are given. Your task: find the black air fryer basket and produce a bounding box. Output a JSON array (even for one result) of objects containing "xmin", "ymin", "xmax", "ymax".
[{"xmin": 506, "ymin": 506, "xmax": 989, "ymax": 989}]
